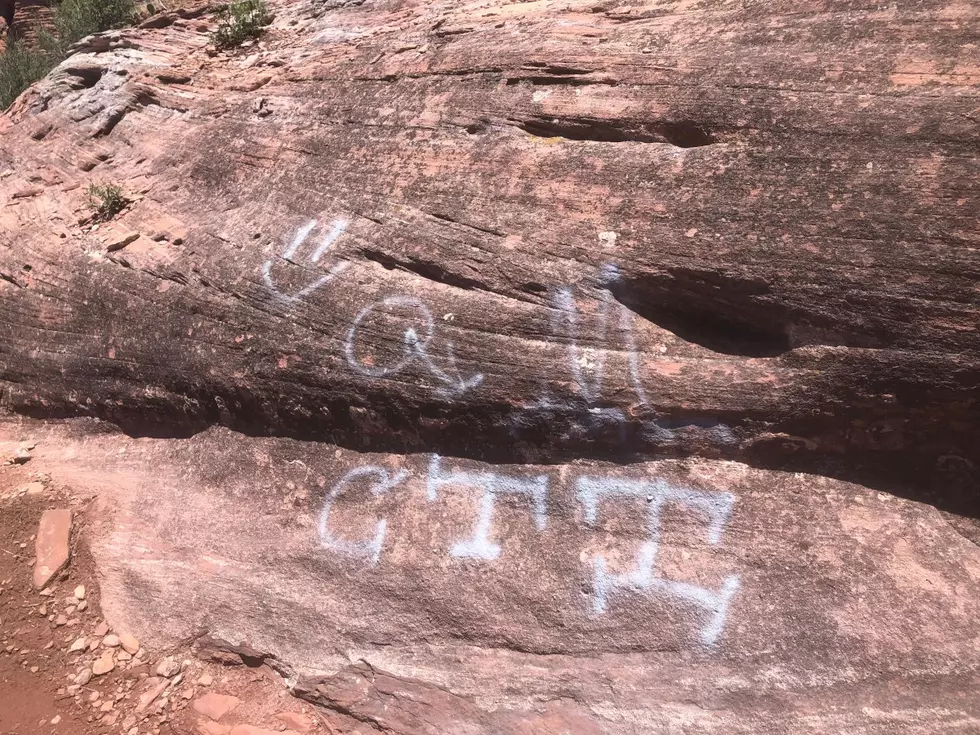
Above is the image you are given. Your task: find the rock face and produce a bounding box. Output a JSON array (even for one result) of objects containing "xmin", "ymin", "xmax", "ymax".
[
  {"xmin": 0, "ymin": 0, "xmax": 979, "ymax": 732},
  {"xmin": 4, "ymin": 0, "xmax": 53, "ymax": 45}
]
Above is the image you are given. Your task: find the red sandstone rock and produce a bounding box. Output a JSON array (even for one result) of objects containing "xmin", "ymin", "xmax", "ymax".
[
  {"xmin": 192, "ymin": 693, "xmax": 240, "ymax": 722},
  {"xmin": 7, "ymin": 0, "xmax": 53, "ymax": 46},
  {"xmin": 276, "ymin": 712, "xmax": 314, "ymax": 733},
  {"xmin": 32, "ymin": 508, "xmax": 71, "ymax": 589},
  {"xmin": 1, "ymin": 0, "xmax": 979, "ymax": 733}
]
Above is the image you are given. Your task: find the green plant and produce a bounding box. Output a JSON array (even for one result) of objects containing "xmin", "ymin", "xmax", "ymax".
[
  {"xmin": 0, "ymin": 0, "xmax": 136, "ymax": 109},
  {"xmin": 210, "ymin": 0, "xmax": 271, "ymax": 50},
  {"xmin": 52, "ymin": 0, "xmax": 137, "ymax": 51},
  {"xmin": 87, "ymin": 182, "xmax": 128, "ymax": 222},
  {"xmin": 0, "ymin": 41, "xmax": 56, "ymax": 109}
]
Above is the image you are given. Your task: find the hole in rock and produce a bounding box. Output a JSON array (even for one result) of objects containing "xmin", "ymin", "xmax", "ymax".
[
  {"xmin": 608, "ymin": 268, "xmax": 792, "ymax": 357},
  {"xmin": 515, "ymin": 115, "xmax": 716, "ymax": 147}
]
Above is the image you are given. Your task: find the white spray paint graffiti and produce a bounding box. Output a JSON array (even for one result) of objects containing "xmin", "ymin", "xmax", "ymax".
[
  {"xmin": 553, "ymin": 287, "xmax": 616, "ymax": 404},
  {"xmin": 426, "ymin": 454, "xmax": 548, "ymax": 559},
  {"xmin": 262, "ymin": 218, "xmax": 350, "ymax": 303},
  {"xmin": 317, "ymin": 466, "xmax": 408, "ymax": 565},
  {"xmin": 576, "ymin": 476, "xmax": 739, "ymax": 646},
  {"xmin": 542, "ymin": 263, "xmax": 736, "ymax": 446},
  {"xmin": 314, "ymin": 458, "xmax": 741, "ymax": 646},
  {"xmin": 345, "ymin": 296, "xmax": 484, "ymax": 398}
]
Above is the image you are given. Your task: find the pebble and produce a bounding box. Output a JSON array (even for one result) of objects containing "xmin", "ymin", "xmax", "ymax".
[
  {"xmin": 120, "ymin": 632, "xmax": 140, "ymax": 655},
  {"xmin": 197, "ymin": 673, "xmax": 213, "ymax": 686},
  {"xmin": 92, "ymin": 649, "xmax": 115, "ymax": 676},
  {"xmin": 76, "ymin": 669, "xmax": 93, "ymax": 686},
  {"xmin": 74, "ymin": 585, "xmax": 86, "ymax": 600},
  {"xmin": 94, "ymin": 622, "xmax": 109, "ymax": 637},
  {"xmin": 50, "ymin": 715, "xmax": 61, "ymax": 725},
  {"xmin": 103, "ymin": 634, "xmax": 120, "ymax": 648},
  {"xmin": 155, "ymin": 657, "xmax": 180, "ymax": 678},
  {"xmin": 69, "ymin": 637, "xmax": 87, "ymax": 653}
]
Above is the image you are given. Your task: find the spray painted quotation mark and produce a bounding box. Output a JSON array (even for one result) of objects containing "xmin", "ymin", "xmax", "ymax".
[{"xmin": 262, "ymin": 219, "xmax": 350, "ymax": 303}]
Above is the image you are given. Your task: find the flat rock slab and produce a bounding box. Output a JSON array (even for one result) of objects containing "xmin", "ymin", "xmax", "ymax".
[
  {"xmin": 6, "ymin": 419, "xmax": 979, "ymax": 734},
  {"xmin": 33, "ymin": 508, "xmax": 71, "ymax": 589},
  {"xmin": 193, "ymin": 693, "xmax": 241, "ymax": 722}
]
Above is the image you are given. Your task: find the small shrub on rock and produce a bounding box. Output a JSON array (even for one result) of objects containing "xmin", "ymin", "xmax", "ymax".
[
  {"xmin": 0, "ymin": 41, "xmax": 55, "ymax": 109},
  {"xmin": 210, "ymin": 0, "xmax": 272, "ymax": 50},
  {"xmin": 87, "ymin": 182, "xmax": 128, "ymax": 222},
  {"xmin": 53, "ymin": 0, "xmax": 137, "ymax": 52},
  {"xmin": 0, "ymin": 0, "xmax": 136, "ymax": 109}
]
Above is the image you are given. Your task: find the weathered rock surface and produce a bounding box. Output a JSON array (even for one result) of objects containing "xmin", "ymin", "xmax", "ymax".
[
  {"xmin": 2, "ymin": 418, "xmax": 978, "ymax": 733},
  {"xmin": 1, "ymin": 0, "xmax": 979, "ymax": 732},
  {"xmin": 3, "ymin": 0, "xmax": 53, "ymax": 46},
  {"xmin": 0, "ymin": 0, "xmax": 977, "ymax": 506}
]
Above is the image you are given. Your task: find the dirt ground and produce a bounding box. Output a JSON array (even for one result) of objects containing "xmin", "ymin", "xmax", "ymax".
[{"xmin": 0, "ymin": 451, "xmax": 325, "ymax": 735}]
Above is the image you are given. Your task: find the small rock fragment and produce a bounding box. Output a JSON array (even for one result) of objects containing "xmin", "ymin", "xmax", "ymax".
[
  {"xmin": 51, "ymin": 715, "xmax": 61, "ymax": 725},
  {"xmin": 137, "ymin": 679, "xmax": 169, "ymax": 712},
  {"xmin": 33, "ymin": 510, "xmax": 72, "ymax": 589},
  {"xmin": 120, "ymin": 632, "xmax": 140, "ymax": 655},
  {"xmin": 192, "ymin": 693, "xmax": 240, "ymax": 722},
  {"xmin": 92, "ymin": 649, "xmax": 115, "ymax": 676},
  {"xmin": 103, "ymin": 634, "xmax": 121, "ymax": 648},
  {"xmin": 69, "ymin": 637, "xmax": 88, "ymax": 653},
  {"xmin": 94, "ymin": 621, "xmax": 109, "ymax": 637},
  {"xmin": 155, "ymin": 657, "xmax": 180, "ymax": 678},
  {"xmin": 196, "ymin": 673, "xmax": 213, "ymax": 687},
  {"xmin": 104, "ymin": 229, "xmax": 140, "ymax": 252},
  {"xmin": 74, "ymin": 585, "xmax": 86, "ymax": 600},
  {"xmin": 76, "ymin": 669, "xmax": 93, "ymax": 686}
]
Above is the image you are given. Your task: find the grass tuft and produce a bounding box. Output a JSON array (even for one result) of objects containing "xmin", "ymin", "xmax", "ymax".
[
  {"xmin": 210, "ymin": 0, "xmax": 272, "ymax": 50},
  {"xmin": 87, "ymin": 182, "xmax": 128, "ymax": 222}
]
